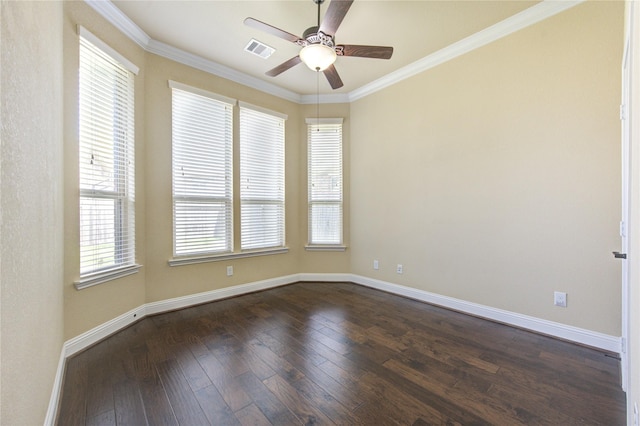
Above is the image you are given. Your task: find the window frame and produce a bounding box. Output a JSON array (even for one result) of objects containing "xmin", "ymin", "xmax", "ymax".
[
  {"xmin": 75, "ymin": 27, "xmax": 140, "ymax": 290},
  {"xmin": 169, "ymin": 81, "xmax": 236, "ymax": 260},
  {"xmin": 239, "ymin": 102, "xmax": 287, "ymax": 251},
  {"xmin": 306, "ymin": 118, "xmax": 346, "ymax": 251}
]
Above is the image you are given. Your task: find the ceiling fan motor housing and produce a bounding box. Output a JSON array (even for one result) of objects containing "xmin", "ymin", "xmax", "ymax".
[{"xmin": 300, "ymin": 26, "xmax": 335, "ymax": 49}]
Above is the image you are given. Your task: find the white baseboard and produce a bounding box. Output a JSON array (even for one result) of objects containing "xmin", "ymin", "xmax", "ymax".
[
  {"xmin": 298, "ymin": 272, "xmax": 353, "ymax": 282},
  {"xmin": 65, "ymin": 305, "xmax": 147, "ymax": 357},
  {"xmin": 145, "ymin": 273, "xmax": 301, "ymax": 316},
  {"xmin": 43, "ymin": 346, "xmax": 67, "ymax": 426},
  {"xmin": 350, "ymin": 274, "xmax": 621, "ymax": 354},
  {"xmin": 47, "ymin": 272, "xmax": 622, "ymax": 425}
]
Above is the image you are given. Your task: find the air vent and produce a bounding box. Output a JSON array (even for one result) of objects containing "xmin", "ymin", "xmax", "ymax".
[{"xmin": 244, "ymin": 39, "xmax": 275, "ymax": 59}]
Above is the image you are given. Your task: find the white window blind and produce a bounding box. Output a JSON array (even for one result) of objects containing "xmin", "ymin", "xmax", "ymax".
[
  {"xmin": 239, "ymin": 103, "xmax": 286, "ymax": 250},
  {"xmin": 307, "ymin": 119, "xmax": 343, "ymax": 245},
  {"xmin": 171, "ymin": 83, "xmax": 234, "ymax": 256},
  {"xmin": 79, "ymin": 34, "xmax": 136, "ymax": 276}
]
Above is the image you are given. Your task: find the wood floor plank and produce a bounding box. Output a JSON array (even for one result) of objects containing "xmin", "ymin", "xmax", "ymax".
[
  {"xmin": 197, "ymin": 352, "xmax": 253, "ymax": 412},
  {"xmin": 194, "ymin": 384, "xmax": 240, "ymax": 426},
  {"xmin": 236, "ymin": 371, "xmax": 301, "ymax": 425},
  {"xmin": 57, "ymin": 282, "xmax": 625, "ymax": 426},
  {"xmin": 261, "ymin": 373, "xmax": 335, "ymax": 425},
  {"xmin": 112, "ymin": 379, "xmax": 148, "ymax": 426},
  {"xmin": 85, "ymin": 348, "xmax": 115, "ymax": 419},
  {"xmin": 284, "ymin": 352, "xmax": 364, "ymax": 412},
  {"xmin": 137, "ymin": 369, "xmax": 179, "ymax": 426},
  {"xmin": 85, "ymin": 409, "xmax": 115, "ymax": 426},
  {"xmin": 235, "ymin": 403, "xmax": 273, "ymax": 426},
  {"xmin": 57, "ymin": 352, "xmax": 89, "ymax": 426},
  {"xmin": 173, "ymin": 344, "xmax": 212, "ymax": 392},
  {"xmin": 155, "ymin": 358, "xmax": 210, "ymax": 425},
  {"xmin": 287, "ymin": 374, "xmax": 358, "ymax": 424}
]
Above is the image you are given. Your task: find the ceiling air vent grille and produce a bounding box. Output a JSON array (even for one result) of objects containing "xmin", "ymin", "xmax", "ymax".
[{"xmin": 244, "ymin": 39, "xmax": 275, "ymax": 59}]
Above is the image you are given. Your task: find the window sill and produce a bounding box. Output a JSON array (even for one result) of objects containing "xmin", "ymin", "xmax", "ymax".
[
  {"xmin": 305, "ymin": 244, "xmax": 347, "ymax": 252},
  {"xmin": 74, "ymin": 264, "xmax": 142, "ymax": 290},
  {"xmin": 169, "ymin": 247, "xmax": 289, "ymax": 267}
]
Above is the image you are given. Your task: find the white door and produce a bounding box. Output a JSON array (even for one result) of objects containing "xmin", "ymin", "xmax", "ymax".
[{"xmin": 618, "ymin": 17, "xmax": 631, "ymax": 392}]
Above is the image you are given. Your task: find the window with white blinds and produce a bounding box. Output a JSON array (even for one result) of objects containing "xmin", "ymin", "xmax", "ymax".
[
  {"xmin": 307, "ymin": 118, "xmax": 343, "ymax": 245},
  {"xmin": 171, "ymin": 82, "xmax": 234, "ymax": 256},
  {"xmin": 79, "ymin": 32, "xmax": 137, "ymax": 277},
  {"xmin": 239, "ymin": 103, "xmax": 286, "ymax": 250}
]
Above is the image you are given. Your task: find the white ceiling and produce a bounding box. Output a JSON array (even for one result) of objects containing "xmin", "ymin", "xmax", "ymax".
[{"xmin": 105, "ymin": 0, "xmax": 546, "ymax": 98}]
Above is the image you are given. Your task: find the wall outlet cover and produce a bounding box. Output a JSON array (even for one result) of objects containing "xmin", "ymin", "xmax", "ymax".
[{"xmin": 554, "ymin": 291, "xmax": 567, "ymax": 307}]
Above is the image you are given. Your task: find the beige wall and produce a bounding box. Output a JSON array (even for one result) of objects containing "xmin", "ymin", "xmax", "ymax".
[
  {"xmin": 350, "ymin": 1, "xmax": 623, "ymax": 336},
  {"xmin": 1, "ymin": 1, "xmax": 65, "ymax": 424}
]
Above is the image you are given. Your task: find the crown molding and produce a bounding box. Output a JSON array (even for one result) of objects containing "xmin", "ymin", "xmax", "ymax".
[
  {"xmin": 85, "ymin": 0, "xmax": 582, "ymax": 105},
  {"xmin": 349, "ymin": 0, "xmax": 583, "ymax": 101},
  {"xmin": 84, "ymin": 0, "xmax": 151, "ymax": 48},
  {"xmin": 146, "ymin": 39, "xmax": 303, "ymax": 104},
  {"xmin": 300, "ymin": 93, "xmax": 351, "ymax": 104}
]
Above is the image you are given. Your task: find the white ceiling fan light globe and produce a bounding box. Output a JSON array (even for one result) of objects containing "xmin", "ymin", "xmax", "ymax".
[{"xmin": 300, "ymin": 43, "xmax": 337, "ymax": 71}]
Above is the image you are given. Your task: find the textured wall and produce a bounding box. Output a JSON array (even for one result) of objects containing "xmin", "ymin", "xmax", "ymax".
[{"xmin": 0, "ymin": 1, "xmax": 64, "ymax": 424}]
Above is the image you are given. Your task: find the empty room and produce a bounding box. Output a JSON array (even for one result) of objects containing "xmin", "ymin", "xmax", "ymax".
[{"xmin": 2, "ymin": 0, "xmax": 640, "ymax": 424}]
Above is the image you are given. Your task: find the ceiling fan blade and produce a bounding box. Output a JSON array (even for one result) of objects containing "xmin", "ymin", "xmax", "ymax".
[
  {"xmin": 323, "ymin": 64, "xmax": 344, "ymax": 90},
  {"xmin": 266, "ymin": 56, "xmax": 302, "ymax": 77},
  {"xmin": 244, "ymin": 17, "xmax": 302, "ymax": 44},
  {"xmin": 338, "ymin": 45, "xmax": 393, "ymax": 59},
  {"xmin": 319, "ymin": 0, "xmax": 354, "ymax": 36}
]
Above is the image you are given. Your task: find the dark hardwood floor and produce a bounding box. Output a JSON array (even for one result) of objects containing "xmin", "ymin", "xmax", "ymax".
[{"xmin": 57, "ymin": 282, "xmax": 626, "ymax": 425}]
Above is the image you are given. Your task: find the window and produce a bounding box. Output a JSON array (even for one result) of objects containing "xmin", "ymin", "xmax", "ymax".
[
  {"xmin": 239, "ymin": 103, "xmax": 286, "ymax": 250},
  {"xmin": 170, "ymin": 81, "xmax": 234, "ymax": 257},
  {"xmin": 78, "ymin": 29, "xmax": 138, "ymax": 283},
  {"xmin": 307, "ymin": 118, "xmax": 343, "ymax": 246}
]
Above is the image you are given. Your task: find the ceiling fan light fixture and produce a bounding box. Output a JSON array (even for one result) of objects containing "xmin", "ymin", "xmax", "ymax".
[{"xmin": 300, "ymin": 43, "xmax": 336, "ymax": 71}]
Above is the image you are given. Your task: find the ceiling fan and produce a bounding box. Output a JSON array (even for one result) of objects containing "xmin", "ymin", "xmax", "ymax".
[{"xmin": 244, "ymin": 0, "xmax": 393, "ymax": 90}]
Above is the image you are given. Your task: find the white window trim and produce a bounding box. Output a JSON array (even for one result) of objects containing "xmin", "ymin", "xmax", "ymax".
[
  {"xmin": 169, "ymin": 247, "xmax": 289, "ymax": 267},
  {"xmin": 74, "ymin": 264, "xmax": 142, "ymax": 290},
  {"xmin": 305, "ymin": 118, "xmax": 343, "ymax": 125},
  {"xmin": 168, "ymin": 80, "xmax": 236, "ymax": 105},
  {"xmin": 239, "ymin": 101, "xmax": 288, "ymax": 120},
  {"xmin": 77, "ymin": 26, "xmax": 139, "ymax": 75},
  {"xmin": 304, "ymin": 244, "xmax": 347, "ymax": 252}
]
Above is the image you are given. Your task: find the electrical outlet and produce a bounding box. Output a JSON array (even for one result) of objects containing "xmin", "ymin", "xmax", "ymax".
[
  {"xmin": 373, "ymin": 260, "xmax": 379, "ymax": 270},
  {"xmin": 554, "ymin": 291, "xmax": 567, "ymax": 307},
  {"xmin": 396, "ymin": 264, "xmax": 403, "ymax": 274},
  {"xmin": 226, "ymin": 266, "xmax": 233, "ymax": 276}
]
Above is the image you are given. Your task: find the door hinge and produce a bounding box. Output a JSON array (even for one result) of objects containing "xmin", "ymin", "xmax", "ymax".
[
  {"xmin": 620, "ymin": 220, "xmax": 626, "ymax": 237},
  {"xmin": 620, "ymin": 104, "xmax": 627, "ymax": 121},
  {"xmin": 621, "ymin": 337, "xmax": 627, "ymax": 353}
]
